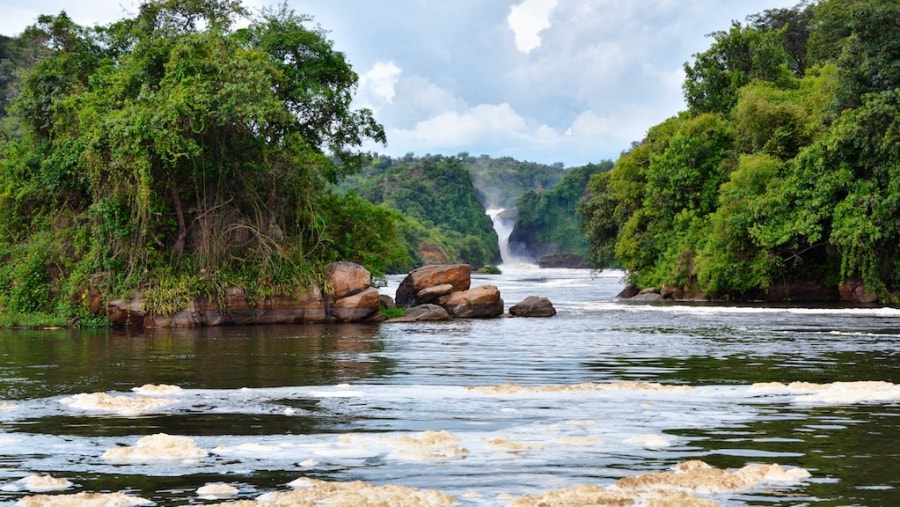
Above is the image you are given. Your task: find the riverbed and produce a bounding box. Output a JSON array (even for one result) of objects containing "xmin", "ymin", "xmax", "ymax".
[{"xmin": 0, "ymin": 267, "xmax": 897, "ymax": 505}]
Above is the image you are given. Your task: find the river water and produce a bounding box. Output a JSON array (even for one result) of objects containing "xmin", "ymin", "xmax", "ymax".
[{"xmin": 0, "ymin": 267, "xmax": 898, "ymax": 506}]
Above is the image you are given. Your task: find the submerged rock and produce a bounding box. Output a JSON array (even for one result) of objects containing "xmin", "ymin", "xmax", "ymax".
[
  {"xmin": 386, "ymin": 304, "xmax": 450, "ymax": 322},
  {"xmin": 509, "ymin": 296, "xmax": 556, "ymax": 317}
]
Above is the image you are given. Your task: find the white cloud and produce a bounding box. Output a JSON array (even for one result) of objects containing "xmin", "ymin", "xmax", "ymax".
[
  {"xmin": 393, "ymin": 103, "xmax": 528, "ymax": 149},
  {"xmin": 358, "ymin": 60, "xmax": 402, "ymax": 107},
  {"xmin": 507, "ymin": 0, "xmax": 558, "ymax": 53}
]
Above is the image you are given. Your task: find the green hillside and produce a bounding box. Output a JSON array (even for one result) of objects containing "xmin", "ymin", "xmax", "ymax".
[{"xmin": 579, "ymin": 0, "xmax": 900, "ymax": 301}]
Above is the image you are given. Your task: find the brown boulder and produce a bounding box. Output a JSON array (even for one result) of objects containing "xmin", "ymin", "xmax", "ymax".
[
  {"xmin": 617, "ymin": 284, "xmax": 640, "ymax": 299},
  {"xmin": 509, "ymin": 296, "xmax": 556, "ymax": 317},
  {"xmin": 395, "ymin": 264, "xmax": 471, "ymax": 306},
  {"xmin": 386, "ymin": 304, "xmax": 451, "ymax": 322},
  {"xmin": 440, "ymin": 285, "xmax": 504, "ymax": 318},
  {"xmin": 327, "ymin": 261, "xmax": 371, "ymax": 299},
  {"xmin": 838, "ymin": 278, "xmax": 879, "ymax": 304},
  {"xmin": 417, "ymin": 283, "xmax": 455, "ymax": 303},
  {"xmin": 107, "ymin": 294, "xmax": 148, "ymax": 327},
  {"xmin": 630, "ymin": 288, "xmax": 663, "ymax": 302},
  {"xmin": 330, "ymin": 287, "xmax": 381, "ymax": 322}
]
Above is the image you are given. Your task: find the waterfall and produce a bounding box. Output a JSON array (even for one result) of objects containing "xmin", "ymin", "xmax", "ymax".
[{"xmin": 487, "ymin": 208, "xmax": 536, "ymax": 268}]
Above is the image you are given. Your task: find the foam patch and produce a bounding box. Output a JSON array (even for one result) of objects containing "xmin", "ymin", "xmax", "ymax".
[
  {"xmin": 16, "ymin": 491, "xmax": 152, "ymax": 507},
  {"xmin": 60, "ymin": 392, "xmax": 176, "ymax": 416},
  {"xmin": 103, "ymin": 433, "xmax": 207, "ymax": 463},
  {"xmin": 131, "ymin": 384, "xmax": 183, "ymax": 396},
  {"xmin": 467, "ymin": 381, "xmax": 693, "ymax": 394}
]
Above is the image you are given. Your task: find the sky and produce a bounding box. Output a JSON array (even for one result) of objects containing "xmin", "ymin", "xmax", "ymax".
[{"xmin": 1, "ymin": 0, "xmax": 800, "ymax": 167}]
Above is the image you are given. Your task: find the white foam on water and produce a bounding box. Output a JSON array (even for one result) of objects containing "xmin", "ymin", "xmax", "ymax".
[
  {"xmin": 265, "ymin": 477, "xmax": 457, "ymax": 507},
  {"xmin": 59, "ymin": 392, "xmax": 177, "ymax": 416},
  {"xmin": 586, "ymin": 301, "xmax": 900, "ymax": 318},
  {"xmin": 625, "ymin": 434, "xmax": 673, "ymax": 449},
  {"xmin": 16, "ymin": 491, "xmax": 152, "ymax": 507},
  {"xmin": 131, "ymin": 384, "xmax": 183, "ymax": 396},
  {"xmin": 196, "ymin": 482, "xmax": 239, "ymax": 500},
  {"xmin": 103, "ymin": 433, "xmax": 207, "ymax": 463},
  {"xmin": 1, "ymin": 474, "xmax": 73, "ymax": 493},
  {"xmin": 308, "ymin": 389, "xmax": 365, "ymax": 398},
  {"xmin": 750, "ymin": 381, "xmax": 900, "ymax": 405},
  {"xmin": 0, "ymin": 379, "xmax": 891, "ymax": 505}
]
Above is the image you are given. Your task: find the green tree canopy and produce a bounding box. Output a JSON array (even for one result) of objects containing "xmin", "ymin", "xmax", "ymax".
[
  {"xmin": 580, "ymin": 0, "xmax": 900, "ymax": 302},
  {"xmin": 0, "ymin": 0, "xmax": 403, "ymax": 320}
]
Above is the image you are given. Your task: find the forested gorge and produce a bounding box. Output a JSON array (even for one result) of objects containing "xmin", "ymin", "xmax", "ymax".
[
  {"xmin": 578, "ymin": 0, "xmax": 900, "ymax": 302},
  {"xmin": 1, "ymin": 0, "xmax": 898, "ymax": 326}
]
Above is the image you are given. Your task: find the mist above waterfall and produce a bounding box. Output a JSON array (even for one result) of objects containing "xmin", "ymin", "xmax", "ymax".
[{"xmin": 487, "ymin": 209, "xmax": 535, "ymax": 268}]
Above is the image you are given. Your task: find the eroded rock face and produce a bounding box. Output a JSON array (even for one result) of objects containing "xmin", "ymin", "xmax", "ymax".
[
  {"xmin": 509, "ymin": 296, "xmax": 556, "ymax": 317},
  {"xmin": 327, "ymin": 261, "xmax": 371, "ymax": 299},
  {"xmin": 106, "ymin": 294, "xmax": 147, "ymax": 327},
  {"xmin": 440, "ymin": 285, "xmax": 504, "ymax": 318},
  {"xmin": 330, "ymin": 287, "xmax": 380, "ymax": 322},
  {"xmin": 108, "ymin": 262, "xmax": 380, "ymax": 327},
  {"xmin": 839, "ymin": 278, "xmax": 880, "ymax": 304},
  {"xmin": 395, "ymin": 264, "xmax": 471, "ymax": 307}
]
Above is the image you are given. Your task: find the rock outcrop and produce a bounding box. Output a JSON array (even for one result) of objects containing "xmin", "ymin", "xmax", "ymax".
[
  {"xmin": 395, "ymin": 264, "xmax": 472, "ymax": 307},
  {"xmin": 390, "ymin": 264, "xmax": 503, "ymax": 321},
  {"xmin": 388, "ymin": 304, "xmax": 451, "ymax": 322},
  {"xmin": 538, "ymin": 253, "xmax": 591, "ymax": 268},
  {"xmin": 509, "ymin": 296, "xmax": 556, "ymax": 317},
  {"xmin": 107, "ymin": 262, "xmax": 381, "ymax": 328},
  {"xmin": 441, "ymin": 285, "xmax": 504, "ymax": 318}
]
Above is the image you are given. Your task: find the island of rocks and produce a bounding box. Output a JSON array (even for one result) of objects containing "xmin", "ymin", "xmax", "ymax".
[{"xmin": 107, "ymin": 262, "xmax": 555, "ymax": 327}]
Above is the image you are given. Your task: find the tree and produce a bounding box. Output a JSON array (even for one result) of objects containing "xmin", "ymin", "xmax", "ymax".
[
  {"xmin": 747, "ymin": 1, "xmax": 815, "ymax": 77},
  {"xmin": 0, "ymin": 0, "xmax": 396, "ymax": 318},
  {"xmin": 683, "ymin": 21, "xmax": 795, "ymax": 114}
]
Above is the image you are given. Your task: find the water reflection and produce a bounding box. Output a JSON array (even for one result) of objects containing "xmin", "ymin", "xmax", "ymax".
[
  {"xmin": 0, "ymin": 269, "xmax": 898, "ymax": 506},
  {"xmin": 0, "ymin": 324, "xmax": 394, "ymax": 400}
]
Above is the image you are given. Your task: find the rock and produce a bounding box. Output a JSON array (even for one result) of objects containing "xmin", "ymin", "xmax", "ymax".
[
  {"xmin": 538, "ymin": 253, "xmax": 591, "ymax": 268},
  {"xmin": 395, "ymin": 264, "xmax": 471, "ymax": 306},
  {"xmin": 766, "ymin": 280, "xmax": 839, "ymax": 302},
  {"xmin": 330, "ymin": 287, "xmax": 380, "ymax": 322},
  {"xmin": 327, "ymin": 261, "xmax": 371, "ymax": 299},
  {"xmin": 838, "ymin": 278, "xmax": 880, "ymax": 304},
  {"xmin": 379, "ymin": 294, "xmax": 396, "ymax": 309},
  {"xmin": 509, "ymin": 296, "xmax": 556, "ymax": 317},
  {"xmin": 387, "ymin": 304, "xmax": 451, "ymax": 322},
  {"xmin": 617, "ymin": 284, "xmax": 640, "ymax": 299},
  {"xmin": 630, "ymin": 291, "xmax": 663, "ymax": 302},
  {"xmin": 113, "ymin": 273, "xmax": 384, "ymax": 327},
  {"xmin": 417, "ymin": 283, "xmax": 455, "ymax": 303},
  {"xmin": 107, "ymin": 294, "xmax": 147, "ymax": 327},
  {"xmin": 440, "ymin": 285, "xmax": 504, "ymax": 318},
  {"xmin": 660, "ymin": 285, "xmax": 683, "ymax": 300}
]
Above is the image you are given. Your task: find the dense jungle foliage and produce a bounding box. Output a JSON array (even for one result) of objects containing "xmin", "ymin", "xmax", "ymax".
[
  {"xmin": 579, "ymin": 0, "xmax": 900, "ymax": 301},
  {"xmin": 509, "ymin": 161, "xmax": 612, "ymax": 262},
  {"xmin": 0, "ymin": 0, "xmax": 409, "ymax": 325},
  {"xmin": 339, "ymin": 154, "xmax": 501, "ymax": 270}
]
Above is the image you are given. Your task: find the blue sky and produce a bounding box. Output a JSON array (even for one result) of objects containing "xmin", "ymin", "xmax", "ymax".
[{"xmin": 2, "ymin": 0, "xmax": 800, "ymax": 167}]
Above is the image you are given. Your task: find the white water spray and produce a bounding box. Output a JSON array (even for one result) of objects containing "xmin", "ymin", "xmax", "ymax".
[{"xmin": 487, "ymin": 208, "xmax": 537, "ymax": 269}]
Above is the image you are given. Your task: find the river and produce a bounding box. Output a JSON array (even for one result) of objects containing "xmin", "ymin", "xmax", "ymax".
[{"xmin": 0, "ymin": 267, "xmax": 898, "ymax": 506}]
